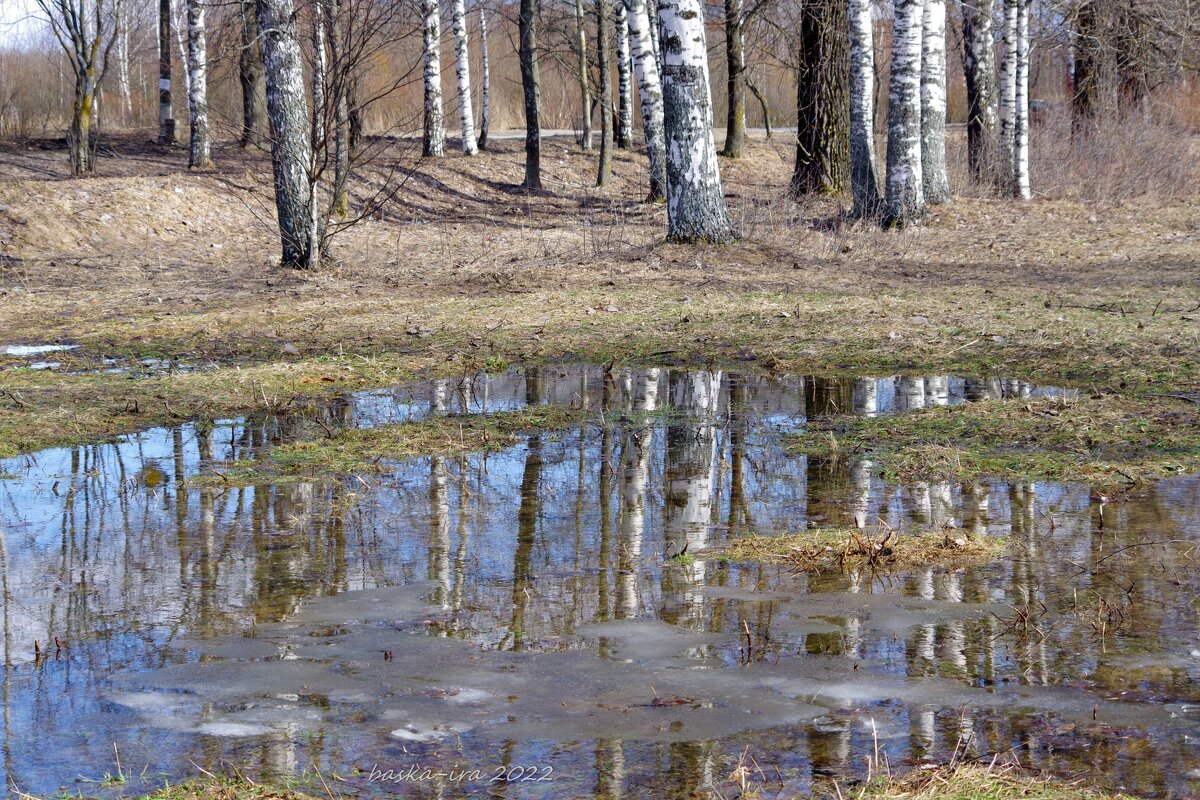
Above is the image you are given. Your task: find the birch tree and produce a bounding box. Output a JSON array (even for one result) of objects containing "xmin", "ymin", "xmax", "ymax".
[
  {"xmin": 1012, "ymin": 0, "xmax": 1031, "ymax": 199},
  {"xmin": 519, "ymin": 0, "xmax": 542, "ymax": 187},
  {"xmin": 792, "ymin": 0, "xmax": 849, "ymax": 196},
  {"xmin": 960, "ymin": 0, "xmax": 997, "ymax": 182},
  {"xmin": 615, "ymin": 2, "xmax": 632, "ymax": 148},
  {"xmin": 478, "ymin": 2, "xmax": 490, "ymax": 148},
  {"xmin": 885, "ymin": 0, "xmax": 925, "ymax": 226},
  {"xmin": 256, "ymin": 0, "xmax": 318, "ymax": 268},
  {"xmin": 999, "ymin": 0, "xmax": 1017, "ymax": 184},
  {"xmin": 35, "ymin": 0, "xmax": 119, "ymax": 174},
  {"xmin": 310, "ymin": 0, "xmax": 327, "ymax": 146},
  {"xmin": 920, "ymin": 0, "xmax": 949, "ymax": 204},
  {"xmin": 158, "ymin": 0, "xmax": 175, "ymax": 143},
  {"xmin": 596, "ymin": 0, "xmax": 613, "ymax": 185},
  {"xmin": 421, "ymin": 0, "xmax": 444, "ymax": 157},
  {"xmin": 660, "ymin": 0, "xmax": 734, "ymax": 241},
  {"xmin": 625, "ymin": 0, "xmax": 666, "ymax": 201},
  {"xmin": 115, "ymin": 1, "xmax": 132, "ymax": 122},
  {"xmin": 185, "ymin": 0, "xmax": 211, "ymax": 168},
  {"xmin": 721, "ymin": 0, "xmax": 745, "ymax": 158},
  {"xmin": 238, "ymin": 0, "xmax": 266, "ymax": 147},
  {"xmin": 450, "ymin": 0, "xmax": 477, "ymax": 154},
  {"xmin": 574, "ymin": 0, "xmax": 591, "ymax": 150},
  {"xmin": 848, "ymin": 0, "xmax": 881, "ymax": 218}
]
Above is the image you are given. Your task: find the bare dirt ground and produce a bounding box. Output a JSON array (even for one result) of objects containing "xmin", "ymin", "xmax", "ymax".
[{"xmin": 0, "ymin": 130, "xmax": 1197, "ymax": 455}]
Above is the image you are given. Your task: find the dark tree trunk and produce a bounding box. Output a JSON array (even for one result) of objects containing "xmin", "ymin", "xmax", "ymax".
[
  {"xmin": 238, "ymin": 0, "xmax": 266, "ymax": 148},
  {"xmin": 597, "ymin": 0, "xmax": 613, "ymax": 185},
  {"xmin": 721, "ymin": 0, "xmax": 744, "ymax": 157},
  {"xmin": 158, "ymin": 0, "xmax": 176, "ymax": 144},
  {"xmin": 961, "ymin": 0, "xmax": 997, "ymax": 181},
  {"xmin": 1072, "ymin": 1, "xmax": 1098, "ymax": 127},
  {"xmin": 519, "ymin": 0, "xmax": 542, "ymax": 188},
  {"xmin": 791, "ymin": 0, "xmax": 849, "ymax": 196}
]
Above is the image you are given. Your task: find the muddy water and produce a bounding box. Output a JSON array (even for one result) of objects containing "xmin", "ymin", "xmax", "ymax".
[{"xmin": 0, "ymin": 366, "xmax": 1196, "ymax": 799}]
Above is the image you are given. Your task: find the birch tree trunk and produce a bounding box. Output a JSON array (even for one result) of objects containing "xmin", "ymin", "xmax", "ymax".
[
  {"xmin": 256, "ymin": 0, "xmax": 317, "ymax": 268},
  {"xmin": 920, "ymin": 0, "xmax": 949, "ymax": 204},
  {"xmin": 326, "ymin": 0, "xmax": 349, "ymax": 216},
  {"xmin": 451, "ymin": 0, "xmax": 477, "ymax": 154},
  {"xmin": 238, "ymin": 0, "xmax": 266, "ymax": 147},
  {"xmin": 159, "ymin": 0, "xmax": 175, "ymax": 143},
  {"xmin": 478, "ymin": 4, "xmax": 490, "ymax": 149},
  {"xmin": 960, "ymin": 0, "xmax": 997, "ymax": 182},
  {"xmin": 792, "ymin": 0, "xmax": 849, "ymax": 196},
  {"xmin": 848, "ymin": 0, "xmax": 881, "ymax": 218},
  {"xmin": 186, "ymin": 0, "xmax": 211, "ymax": 168},
  {"xmin": 422, "ymin": 0, "xmax": 444, "ymax": 157},
  {"xmin": 574, "ymin": 0, "xmax": 592, "ymax": 150},
  {"xmin": 596, "ymin": 0, "xmax": 613, "ymax": 185},
  {"xmin": 999, "ymin": 0, "xmax": 1018, "ymax": 188},
  {"xmin": 885, "ymin": 0, "xmax": 925, "ymax": 226},
  {"xmin": 720, "ymin": 0, "xmax": 745, "ymax": 158},
  {"xmin": 660, "ymin": 0, "xmax": 733, "ymax": 241},
  {"xmin": 310, "ymin": 0, "xmax": 327, "ymax": 148},
  {"xmin": 625, "ymin": 0, "xmax": 666, "ymax": 201},
  {"xmin": 116, "ymin": 9, "xmax": 133, "ymax": 123},
  {"xmin": 1012, "ymin": 0, "xmax": 1031, "ymax": 199},
  {"xmin": 519, "ymin": 0, "xmax": 542, "ymax": 188},
  {"xmin": 615, "ymin": 2, "xmax": 632, "ymax": 148}
]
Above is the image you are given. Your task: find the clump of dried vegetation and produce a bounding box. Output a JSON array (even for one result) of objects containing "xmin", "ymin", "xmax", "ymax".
[{"xmin": 720, "ymin": 521, "xmax": 1007, "ymax": 573}]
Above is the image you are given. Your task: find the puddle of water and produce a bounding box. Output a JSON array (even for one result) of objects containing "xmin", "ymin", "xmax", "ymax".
[
  {"xmin": 3, "ymin": 344, "xmax": 79, "ymax": 357},
  {"xmin": 0, "ymin": 365, "xmax": 1193, "ymax": 799}
]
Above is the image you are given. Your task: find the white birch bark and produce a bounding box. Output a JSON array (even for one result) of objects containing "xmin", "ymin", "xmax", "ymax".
[
  {"xmin": 999, "ymin": 0, "xmax": 1018, "ymax": 187},
  {"xmin": 310, "ymin": 0, "xmax": 327, "ymax": 147},
  {"xmin": 158, "ymin": 0, "xmax": 175, "ymax": 143},
  {"xmin": 422, "ymin": 0, "xmax": 444, "ymax": 157},
  {"xmin": 886, "ymin": 0, "xmax": 925, "ymax": 225},
  {"xmin": 186, "ymin": 0, "xmax": 211, "ymax": 167},
  {"xmin": 478, "ymin": 4, "xmax": 490, "ymax": 148},
  {"xmin": 659, "ymin": 0, "xmax": 734, "ymax": 242},
  {"xmin": 256, "ymin": 0, "xmax": 317, "ymax": 268},
  {"xmin": 574, "ymin": 0, "xmax": 591, "ymax": 150},
  {"xmin": 1013, "ymin": 0, "xmax": 1031, "ymax": 199},
  {"xmin": 921, "ymin": 0, "xmax": 950, "ymax": 204},
  {"xmin": 625, "ymin": 0, "xmax": 666, "ymax": 201},
  {"xmin": 615, "ymin": 1, "xmax": 632, "ymax": 148},
  {"xmin": 450, "ymin": 0, "xmax": 477, "ymax": 154},
  {"xmin": 849, "ymin": 0, "xmax": 881, "ymax": 218}
]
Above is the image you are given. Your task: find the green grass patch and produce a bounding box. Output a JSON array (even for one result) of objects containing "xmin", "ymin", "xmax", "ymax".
[{"xmin": 789, "ymin": 394, "xmax": 1200, "ymax": 486}]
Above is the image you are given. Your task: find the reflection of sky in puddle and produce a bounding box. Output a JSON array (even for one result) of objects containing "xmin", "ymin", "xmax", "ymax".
[
  {"xmin": 3, "ymin": 343, "xmax": 79, "ymax": 357},
  {"xmin": 0, "ymin": 365, "xmax": 1194, "ymax": 799}
]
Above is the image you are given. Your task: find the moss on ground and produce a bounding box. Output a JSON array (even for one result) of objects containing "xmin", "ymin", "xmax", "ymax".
[
  {"xmin": 720, "ymin": 525, "xmax": 1008, "ymax": 573},
  {"xmin": 189, "ymin": 405, "xmax": 592, "ymax": 485},
  {"xmin": 788, "ymin": 393, "xmax": 1200, "ymax": 487},
  {"xmin": 136, "ymin": 777, "xmax": 320, "ymax": 800}
]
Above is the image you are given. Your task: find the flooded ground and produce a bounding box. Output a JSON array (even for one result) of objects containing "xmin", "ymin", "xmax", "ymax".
[{"xmin": 1, "ymin": 365, "xmax": 1197, "ymax": 798}]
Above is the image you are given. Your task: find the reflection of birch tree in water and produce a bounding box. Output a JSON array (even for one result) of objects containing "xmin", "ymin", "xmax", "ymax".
[
  {"xmin": 661, "ymin": 370, "xmax": 721, "ymax": 628},
  {"xmin": 616, "ymin": 369, "xmax": 659, "ymax": 619},
  {"xmin": 428, "ymin": 456, "xmax": 450, "ymax": 610}
]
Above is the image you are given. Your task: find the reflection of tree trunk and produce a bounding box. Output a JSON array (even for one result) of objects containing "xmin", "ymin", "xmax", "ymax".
[
  {"xmin": 594, "ymin": 739, "xmax": 626, "ymax": 799},
  {"xmin": 662, "ymin": 371, "xmax": 721, "ymax": 627},
  {"xmin": 510, "ymin": 435, "xmax": 542, "ymax": 651},
  {"xmin": 429, "ymin": 456, "xmax": 450, "ymax": 609},
  {"xmin": 616, "ymin": 369, "xmax": 658, "ymax": 618}
]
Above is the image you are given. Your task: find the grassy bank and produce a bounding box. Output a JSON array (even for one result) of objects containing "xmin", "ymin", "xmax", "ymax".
[
  {"xmin": 720, "ymin": 525, "xmax": 1008, "ymax": 572},
  {"xmin": 788, "ymin": 393, "xmax": 1200, "ymax": 487}
]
